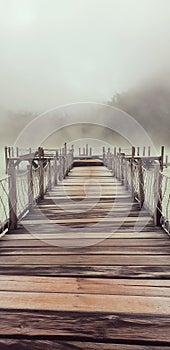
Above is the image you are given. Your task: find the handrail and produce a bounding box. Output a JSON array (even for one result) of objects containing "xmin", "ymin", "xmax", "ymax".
[
  {"xmin": 104, "ymin": 146, "xmax": 170, "ymax": 234},
  {"xmin": 1, "ymin": 144, "xmax": 74, "ymax": 232}
]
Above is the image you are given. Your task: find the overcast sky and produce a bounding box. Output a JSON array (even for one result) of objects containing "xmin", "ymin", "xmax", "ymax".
[{"xmin": 0, "ymin": 0, "xmax": 170, "ymax": 112}]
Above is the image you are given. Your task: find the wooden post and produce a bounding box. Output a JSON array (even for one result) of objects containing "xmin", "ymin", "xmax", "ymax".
[
  {"xmin": 130, "ymin": 146, "xmax": 135, "ymax": 198},
  {"xmin": 8, "ymin": 161, "xmax": 18, "ymax": 229},
  {"xmin": 38, "ymin": 147, "xmax": 44, "ymax": 199},
  {"xmin": 4, "ymin": 146, "xmax": 8, "ymax": 174},
  {"xmin": 54, "ymin": 156, "xmax": 58, "ymax": 186},
  {"xmin": 64, "ymin": 142, "xmax": 67, "ymax": 156},
  {"xmin": 89, "ymin": 147, "xmax": 92, "ymax": 157},
  {"xmin": 86, "ymin": 144, "xmax": 88, "ymax": 156},
  {"xmin": 160, "ymin": 146, "xmax": 164, "ymax": 171},
  {"xmin": 16, "ymin": 147, "xmax": 19, "ymax": 172},
  {"xmin": 138, "ymin": 159, "xmax": 145, "ymax": 208},
  {"xmin": 120, "ymin": 154, "xmax": 124, "ymax": 184},
  {"xmin": 11, "ymin": 147, "xmax": 14, "ymax": 157},
  {"xmin": 47, "ymin": 159, "xmax": 52, "ymax": 191},
  {"xmin": 148, "ymin": 146, "xmax": 151, "ymax": 156},
  {"xmin": 114, "ymin": 147, "xmax": 116, "ymax": 156},
  {"xmin": 27, "ymin": 164, "xmax": 34, "ymax": 209},
  {"xmin": 165, "ymin": 155, "xmax": 168, "ymax": 168},
  {"xmin": 124, "ymin": 160, "xmax": 128, "ymax": 190},
  {"xmin": 59, "ymin": 156, "xmax": 63, "ymax": 181},
  {"xmin": 154, "ymin": 163, "xmax": 162, "ymax": 226}
]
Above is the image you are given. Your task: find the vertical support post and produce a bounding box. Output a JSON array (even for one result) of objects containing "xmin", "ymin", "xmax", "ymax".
[
  {"xmin": 143, "ymin": 146, "xmax": 145, "ymax": 156},
  {"xmin": 47, "ymin": 159, "xmax": 52, "ymax": 190},
  {"xmin": 8, "ymin": 161, "xmax": 18, "ymax": 229},
  {"xmin": 16, "ymin": 147, "xmax": 19, "ymax": 172},
  {"xmin": 64, "ymin": 142, "xmax": 67, "ymax": 156},
  {"xmin": 124, "ymin": 160, "xmax": 128, "ymax": 190},
  {"xmin": 86, "ymin": 144, "xmax": 88, "ymax": 156},
  {"xmin": 27, "ymin": 164, "xmax": 34, "ymax": 209},
  {"xmin": 138, "ymin": 159, "xmax": 145, "ymax": 208},
  {"xmin": 137, "ymin": 147, "xmax": 140, "ymax": 156},
  {"xmin": 120, "ymin": 154, "xmax": 123, "ymax": 183},
  {"xmin": 11, "ymin": 147, "xmax": 14, "ymax": 157},
  {"xmin": 130, "ymin": 146, "xmax": 135, "ymax": 198},
  {"xmin": 154, "ymin": 162, "xmax": 162, "ymax": 226},
  {"xmin": 79, "ymin": 148, "xmax": 81, "ymax": 156},
  {"xmin": 148, "ymin": 146, "xmax": 151, "ymax": 156},
  {"xmin": 54, "ymin": 151, "xmax": 58, "ymax": 186},
  {"xmin": 165, "ymin": 155, "xmax": 168, "ymax": 168},
  {"xmin": 5, "ymin": 146, "xmax": 8, "ymax": 174},
  {"xmin": 160, "ymin": 146, "xmax": 164, "ymax": 171},
  {"xmin": 89, "ymin": 147, "xmax": 92, "ymax": 157},
  {"xmin": 38, "ymin": 147, "xmax": 44, "ymax": 199},
  {"xmin": 102, "ymin": 146, "xmax": 105, "ymax": 164}
]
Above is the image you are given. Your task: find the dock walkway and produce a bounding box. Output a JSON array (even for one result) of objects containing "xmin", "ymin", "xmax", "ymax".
[{"xmin": 0, "ymin": 162, "xmax": 170, "ymax": 349}]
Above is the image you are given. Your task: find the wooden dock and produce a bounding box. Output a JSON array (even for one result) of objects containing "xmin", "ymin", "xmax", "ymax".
[{"xmin": 0, "ymin": 161, "xmax": 170, "ymax": 349}]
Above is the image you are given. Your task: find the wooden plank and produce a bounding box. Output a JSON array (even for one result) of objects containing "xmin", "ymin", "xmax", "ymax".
[
  {"xmin": 1, "ymin": 246, "xmax": 170, "ymax": 255},
  {"xmin": 1, "ymin": 238, "xmax": 170, "ymax": 247},
  {"xmin": 0, "ymin": 254, "xmax": 170, "ymax": 265},
  {"xmin": 0, "ymin": 265, "xmax": 169, "ymax": 278},
  {"xmin": 0, "ymin": 276, "xmax": 170, "ymax": 296},
  {"xmin": 0, "ymin": 310, "xmax": 170, "ymax": 344},
  {"xmin": 22, "ymin": 217, "xmax": 153, "ymax": 224},
  {"xmin": 3, "ymin": 230, "xmax": 166, "ymax": 239},
  {"xmin": 0, "ymin": 339, "xmax": 169, "ymax": 350},
  {"xmin": 0, "ymin": 291, "xmax": 170, "ymax": 314}
]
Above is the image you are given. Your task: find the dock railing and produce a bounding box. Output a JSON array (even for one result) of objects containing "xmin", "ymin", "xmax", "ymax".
[
  {"xmin": 104, "ymin": 145, "xmax": 170, "ymax": 233},
  {"xmin": 1, "ymin": 143, "xmax": 170, "ymax": 236},
  {"xmin": 0, "ymin": 144, "xmax": 74, "ymax": 232}
]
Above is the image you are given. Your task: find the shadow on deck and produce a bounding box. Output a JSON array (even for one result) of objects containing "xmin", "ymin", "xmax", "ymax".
[{"xmin": 0, "ymin": 162, "xmax": 170, "ymax": 349}]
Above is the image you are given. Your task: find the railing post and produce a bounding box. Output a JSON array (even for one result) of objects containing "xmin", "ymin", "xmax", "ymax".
[
  {"xmin": 8, "ymin": 161, "xmax": 18, "ymax": 229},
  {"xmin": 5, "ymin": 146, "xmax": 8, "ymax": 174},
  {"xmin": 154, "ymin": 162, "xmax": 162, "ymax": 226},
  {"xmin": 38, "ymin": 147, "xmax": 44, "ymax": 199},
  {"xmin": 138, "ymin": 159, "xmax": 145, "ymax": 208},
  {"xmin": 124, "ymin": 160, "xmax": 128, "ymax": 190},
  {"xmin": 148, "ymin": 146, "xmax": 151, "ymax": 156},
  {"xmin": 54, "ymin": 151, "xmax": 58, "ymax": 186},
  {"xmin": 27, "ymin": 164, "xmax": 34, "ymax": 209},
  {"xmin": 130, "ymin": 146, "xmax": 135, "ymax": 198},
  {"xmin": 160, "ymin": 146, "xmax": 164, "ymax": 171},
  {"xmin": 47, "ymin": 159, "xmax": 52, "ymax": 191}
]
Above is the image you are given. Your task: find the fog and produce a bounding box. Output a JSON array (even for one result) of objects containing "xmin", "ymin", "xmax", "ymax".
[
  {"xmin": 0, "ymin": 0, "xmax": 170, "ymax": 156},
  {"xmin": 0, "ymin": 0, "xmax": 170, "ymax": 111}
]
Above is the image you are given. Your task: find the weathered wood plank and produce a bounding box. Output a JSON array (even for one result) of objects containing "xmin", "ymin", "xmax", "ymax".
[
  {"xmin": 0, "ymin": 275, "xmax": 170, "ymax": 296},
  {"xmin": 0, "ymin": 254, "xmax": 169, "ymax": 265},
  {"xmin": 1, "ymin": 246, "xmax": 170, "ymax": 255},
  {"xmin": 0, "ymin": 310, "xmax": 170, "ymax": 344},
  {"xmin": 0, "ymin": 339, "xmax": 169, "ymax": 350},
  {"xmin": 1, "ymin": 264, "xmax": 170, "ymax": 278},
  {"xmin": 0, "ymin": 291, "xmax": 170, "ymax": 314},
  {"xmin": 1, "ymin": 238, "xmax": 170, "ymax": 247}
]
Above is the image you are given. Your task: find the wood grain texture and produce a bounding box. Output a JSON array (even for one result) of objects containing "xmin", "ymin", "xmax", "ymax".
[
  {"xmin": 0, "ymin": 163, "xmax": 170, "ymax": 348},
  {"xmin": 0, "ymin": 339, "xmax": 169, "ymax": 350},
  {"xmin": 0, "ymin": 310, "xmax": 170, "ymax": 343}
]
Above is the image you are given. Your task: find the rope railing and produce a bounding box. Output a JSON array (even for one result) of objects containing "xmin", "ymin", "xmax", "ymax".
[
  {"xmin": 0, "ymin": 177, "xmax": 9, "ymax": 234},
  {"xmin": 1, "ymin": 143, "xmax": 74, "ymax": 232},
  {"xmin": 105, "ymin": 146, "xmax": 170, "ymax": 234}
]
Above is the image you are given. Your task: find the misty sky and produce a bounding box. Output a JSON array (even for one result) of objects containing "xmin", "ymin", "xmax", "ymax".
[{"xmin": 0, "ymin": 0, "xmax": 170, "ymax": 112}]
